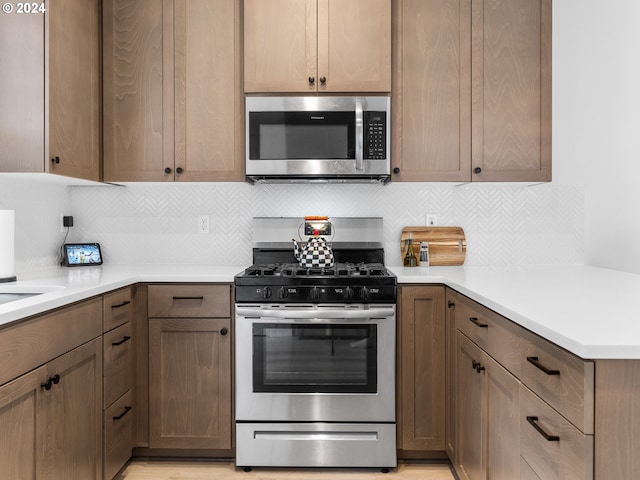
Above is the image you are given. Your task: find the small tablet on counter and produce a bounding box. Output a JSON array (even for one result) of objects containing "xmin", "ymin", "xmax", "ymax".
[{"xmin": 63, "ymin": 243, "xmax": 103, "ymax": 266}]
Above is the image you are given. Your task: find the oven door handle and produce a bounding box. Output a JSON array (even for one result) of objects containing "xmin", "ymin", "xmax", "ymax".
[{"xmin": 235, "ymin": 306, "xmax": 394, "ymax": 321}]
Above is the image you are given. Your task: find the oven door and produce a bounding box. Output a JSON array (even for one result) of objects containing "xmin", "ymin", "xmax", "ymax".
[{"xmin": 235, "ymin": 304, "xmax": 396, "ymax": 423}]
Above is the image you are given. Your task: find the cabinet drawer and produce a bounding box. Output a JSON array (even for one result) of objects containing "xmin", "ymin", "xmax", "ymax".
[
  {"xmin": 520, "ymin": 329, "xmax": 594, "ymax": 434},
  {"xmin": 103, "ymin": 322, "xmax": 132, "ymax": 408},
  {"xmin": 520, "ymin": 385, "xmax": 593, "ymax": 480},
  {"xmin": 148, "ymin": 284, "xmax": 231, "ymax": 318},
  {"xmin": 104, "ymin": 390, "xmax": 133, "ymax": 480},
  {"xmin": 0, "ymin": 297, "xmax": 102, "ymax": 386},
  {"xmin": 103, "ymin": 286, "xmax": 134, "ymax": 332},
  {"xmin": 455, "ymin": 295, "xmax": 522, "ymax": 377}
]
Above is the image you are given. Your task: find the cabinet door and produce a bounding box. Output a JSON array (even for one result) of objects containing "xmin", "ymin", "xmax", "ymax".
[
  {"xmin": 48, "ymin": 0, "xmax": 100, "ymax": 181},
  {"xmin": 457, "ymin": 332, "xmax": 487, "ymax": 480},
  {"xmin": 471, "ymin": 0, "xmax": 551, "ymax": 181},
  {"xmin": 174, "ymin": 0, "xmax": 243, "ymax": 181},
  {"xmin": 0, "ymin": 11, "xmax": 44, "ymax": 172},
  {"xmin": 445, "ymin": 290, "xmax": 458, "ymax": 461},
  {"xmin": 0, "ymin": 366, "xmax": 44, "ymax": 479},
  {"xmin": 391, "ymin": 0, "xmax": 471, "ymax": 182},
  {"xmin": 318, "ymin": 0, "xmax": 391, "ymax": 92},
  {"xmin": 398, "ymin": 286, "xmax": 445, "ymax": 451},
  {"xmin": 103, "ymin": 0, "xmax": 171, "ymax": 181},
  {"xmin": 149, "ymin": 318, "xmax": 231, "ymax": 449},
  {"xmin": 244, "ymin": 0, "xmax": 317, "ymax": 93},
  {"xmin": 457, "ymin": 331, "xmax": 520, "ymax": 480},
  {"xmin": 38, "ymin": 338, "xmax": 103, "ymax": 480}
]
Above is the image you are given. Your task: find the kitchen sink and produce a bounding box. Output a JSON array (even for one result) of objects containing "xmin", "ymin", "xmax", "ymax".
[
  {"xmin": 0, "ymin": 285, "xmax": 65, "ymax": 306},
  {"xmin": 0, "ymin": 293, "xmax": 41, "ymax": 305}
]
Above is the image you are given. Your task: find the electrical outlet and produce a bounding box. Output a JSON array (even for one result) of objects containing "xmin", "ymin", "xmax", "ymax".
[
  {"xmin": 426, "ymin": 213, "xmax": 439, "ymax": 226},
  {"xmin": 198, "ymin": 214, "xmax": 210, "ymax": 234}
]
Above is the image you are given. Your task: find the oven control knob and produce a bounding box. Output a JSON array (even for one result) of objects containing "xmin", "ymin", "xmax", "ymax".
[
  {"xmin": 343, "ymin": 286, "xmax": 354, "ymax": 299},
  {"xmin": 359, "ymin": 286, "xmax": 370, "ymax": 300},
  {"xmin": 310, "ymin": 286, "xmax": 320, "ymax": 300},
  {"xmin": 261, "ymin": 286, "xmax": 272, "ymax": 299},
  {"xmin": 278, "ymin": 286, "xmax": 288, "ymax": 299}
]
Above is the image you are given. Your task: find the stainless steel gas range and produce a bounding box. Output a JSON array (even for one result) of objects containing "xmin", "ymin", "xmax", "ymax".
[{"xmin": 234, "ymin": 217, "xmax": 397, "ymax": 469}]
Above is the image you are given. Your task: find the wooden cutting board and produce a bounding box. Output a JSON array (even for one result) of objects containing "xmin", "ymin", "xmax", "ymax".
[{"xmin": 400, "ymin": 227, "xmax": 466, "ymax": 266}]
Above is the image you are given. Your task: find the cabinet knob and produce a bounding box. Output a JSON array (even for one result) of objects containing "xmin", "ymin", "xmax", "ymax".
[
  {"xmin": 220, "ymin": 327, "xmax": 228, "ymax": 336},
  {"xmin": 176, "ymin": 167, "xmax": 183, "ymax": 174},
  {"xmin": 448, "ymin": 301, "xmax": 455, "ymax": 308},
  {"xmin": 319, "ymin": 76, "xmax": 326, "ymax": 85},
  {"xmin": 393, "ymin": 167, "xmax": 400, "ymax": 174},
  {"xmin": 164, "ymin": 167, "xmax": 172, "ymax": 174},
  {"xmin": 474, "ymin": 167, "xmax": 482, "ymax": 174},
  {"xmin": 308, "ymin": 76, "xmax": 315, "ymax": 85},
  {"xmin": 51, "ymin": 156, "xmax": 60, "ymax": 164}
]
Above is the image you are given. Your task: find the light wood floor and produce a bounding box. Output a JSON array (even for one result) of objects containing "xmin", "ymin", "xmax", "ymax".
[{"xmin": 117, "ymin": 460, "xmax": 457, "ymax": 480}]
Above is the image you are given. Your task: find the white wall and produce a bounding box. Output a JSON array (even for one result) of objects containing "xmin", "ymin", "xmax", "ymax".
[{"xmin": 570, "ymin": 0, "xmax": 640, "ymax": 273}]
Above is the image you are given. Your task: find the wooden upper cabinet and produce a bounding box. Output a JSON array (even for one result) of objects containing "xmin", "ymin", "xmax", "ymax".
[
  {"xmin": 0, "ymin": 0, "xmax": 100, "ymax": 181},
  {"xmin": 392, "ymin": 0, "xmax": 471, "ymax": 182},
  {"xmin": 103, "ymin": 0, "xmax": 243, "ymax": 182},
  {"xmin": 392, "ymin": 0, "xmax": 551, "ymax": 183},
  {"xmin": 471, "ymin": 0, "xmax": 551, "ymax": 182},
  {"xmin": 244, "ymin": 0, "xmax": 391, "ymax": 93},
  {"xmin": 48, "ymin": 0, "xmax": 101, "ymax": 181}
]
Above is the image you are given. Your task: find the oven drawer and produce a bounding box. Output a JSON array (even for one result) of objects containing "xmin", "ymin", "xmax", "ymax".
[
  {"xmin": 236, "ymin": 423, "xmax": 396, "ymax": 468},
  {"xmin": 148, "ymin": 284, "xmax": 231, "ymax": 318}
]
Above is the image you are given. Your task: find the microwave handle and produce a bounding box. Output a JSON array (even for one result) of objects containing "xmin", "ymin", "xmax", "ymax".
[{"xmin": 355, "ymin": 100, "xmax": 364, "ymax": 170}]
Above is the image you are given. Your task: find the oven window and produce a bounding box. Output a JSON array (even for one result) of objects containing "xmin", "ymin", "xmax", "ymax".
[
  {"xmin": 249, "ymin": 111, "xmax": 355, "ymax": 160},
  {"xmin": 253, "ymin": 323, "xmax": 377, "ymax": 393}
]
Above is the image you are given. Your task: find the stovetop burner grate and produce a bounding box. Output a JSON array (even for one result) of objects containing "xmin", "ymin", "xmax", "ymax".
[{"xmin": 242, "ymin": 262, "xmax": 390, "ymax": 278}]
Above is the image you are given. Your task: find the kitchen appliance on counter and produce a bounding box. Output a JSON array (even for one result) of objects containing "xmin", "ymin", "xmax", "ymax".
[
  {"xmin": 245, "ymin": 96, "xmax": 391, "ymax": 184},
  {"xmin": 234, "ymin": 217, "xmax": 397, "ymax": 469}
]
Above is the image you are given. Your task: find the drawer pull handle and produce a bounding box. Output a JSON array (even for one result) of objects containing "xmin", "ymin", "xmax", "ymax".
[
  {"xmin": 111, "ymin": 300, "xmax": 131, "ymax": 309},
  {"xmin": 113, "ymin": 406, "xmax": 132, "ymax": 421},
  {"xmin": 527, "ymin": 356, "xmax": 560, "ymax": 376},
  {"xmin": 112, "ymin": 336, "xmax": 131, "ymax": 346},
  {"xmin": 172, "ymin": 296, "xmax": 205, "ymax": 301},
  {"xmin": 469, "ymin": 317, "xmax": 488, "ymax": 328},
  {"xmin": 526, "ymin": 416, "xmax": 560, "ymax": 441}
]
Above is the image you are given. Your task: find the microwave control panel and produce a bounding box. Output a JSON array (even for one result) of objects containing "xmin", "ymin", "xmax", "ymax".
[{"xmin": 364, "ymin": 111, "xmax": 387, "ymax": 160}]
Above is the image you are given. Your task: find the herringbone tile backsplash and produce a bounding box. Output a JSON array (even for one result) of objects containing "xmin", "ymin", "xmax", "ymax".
[
  {"xmin": 0, "ymin": 177, "xmax": 584, "ymax": 273},
  {"xmin": 69, "ymin": 182, "xmax": 584, "ymax": 267}
]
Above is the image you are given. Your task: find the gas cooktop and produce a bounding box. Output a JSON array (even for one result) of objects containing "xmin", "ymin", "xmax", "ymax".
[{"xmin": 234, "ymin": 262, "xmax": 397, "ymax": 303}]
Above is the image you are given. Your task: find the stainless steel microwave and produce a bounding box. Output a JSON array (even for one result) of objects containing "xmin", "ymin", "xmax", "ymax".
[{"xmin": 245, "ymin": 96, "xmax": 391, "ymax": 184}]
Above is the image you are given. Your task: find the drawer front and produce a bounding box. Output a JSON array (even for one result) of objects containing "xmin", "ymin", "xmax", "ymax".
[
  {"xmin": 520, "ymin": 329, "xmax": 594, "ymax": 434},
  {"xmin": 103, "ymin": 287, "xmax": 134, "ymax": 332},
  {"xmin": 104, "ymin": 390, "xmax": 133, "ymax": 480},
  {"xmin": 103, "ymin": 323, "xmax": 133, "ymax": 408},
  {"xmin": 148, "ymin": 284, "xmax": 231, "ymax": 318},
  {"xmin": 520, "ymin": 385, "xmax": 593, "ymax": 480},
  {"xmin": 0, "ymin": 297, "xmax": 102, "ymax": 386},
  {"xmin": 455, "ymin": 295, "xmax": 522, "ymax": 377}
]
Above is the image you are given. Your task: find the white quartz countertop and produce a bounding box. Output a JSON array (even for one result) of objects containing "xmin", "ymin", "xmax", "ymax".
[
  {"xmin": 2, "ymin": 264, "xmax": 640, "ymax": 360},
  {"xmin": 389, "ymin": 264, "xmax": 640, "ymax": 360}
]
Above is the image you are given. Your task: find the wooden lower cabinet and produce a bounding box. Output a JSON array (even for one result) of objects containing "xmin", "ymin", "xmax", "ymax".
[
  {"xmin": 456, "ymin": 332, "xmax": 520, "ymax": 480},
  {"xmin": 148, "ymin": 317, "xmax": 231, "ymax": 449},
  {"xmin": 397, "ymin": 285, "xmax": 446, "ymax": 455},
  {"xmin": 0, "ymin": 338, "xmax": 102, "ymax": 480}
]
